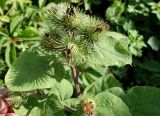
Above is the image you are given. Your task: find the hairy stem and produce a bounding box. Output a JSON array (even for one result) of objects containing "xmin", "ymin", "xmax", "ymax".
[
  {"xmin": 63, "ymin": 103, "xmax": 77, "ymax": 112},
  {"xmin": 70, "ymin": 65, "xmax": 81, "ymax": 96}
]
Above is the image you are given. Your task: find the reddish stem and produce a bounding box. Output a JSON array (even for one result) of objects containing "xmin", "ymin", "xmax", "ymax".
[{"xmin": 70, "ymin": 65, "xmax": 81, "ymax": 96}]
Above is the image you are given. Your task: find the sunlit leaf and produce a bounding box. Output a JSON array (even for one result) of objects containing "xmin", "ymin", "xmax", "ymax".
[
  {"xmin": 87, "ymin": 31, "xmax": 132, "ymax": 67},
  {"xmin": 5, "ymin": 50, "xmax": 57, "ymax": 91}
]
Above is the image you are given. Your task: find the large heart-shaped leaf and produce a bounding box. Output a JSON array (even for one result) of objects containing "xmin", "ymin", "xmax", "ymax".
[
  {"xmin": 87, "ymin": 31, "xmax": 132, "ymax": 67},
  {"xmin": 126, "ymin": 86, "xmax": 160, "ymax": 116},
  {"xmin": 5, "ymin": 50, "xmax": 57, "ymax": 91},
  {"xmin": 94, "ymin": 92, "xmax": 131, "ymax": 116}
]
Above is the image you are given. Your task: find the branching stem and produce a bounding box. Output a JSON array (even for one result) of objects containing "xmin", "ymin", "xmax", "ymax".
[{"xmin": 70, "ymin": 65, "xmax": 81, "ymax": 96}]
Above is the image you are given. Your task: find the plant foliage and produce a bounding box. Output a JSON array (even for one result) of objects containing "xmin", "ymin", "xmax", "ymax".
[{"xmin": 1, "ymin": 0, "xmax": 160, "ymax": 116}]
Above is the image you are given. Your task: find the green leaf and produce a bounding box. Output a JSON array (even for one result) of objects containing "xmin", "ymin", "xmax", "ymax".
[
  {"xmin": 138, "ymin": 59, "xmax": 160, "ymax": 73},
  {"xmin": 14, "ymin": 106, "xmax": 30, "ymax": 116},
  {"xmin": 71, "ymin": 0, "xmax": 81, "ymax": 3},
  {"xmin": 10, "ymin": 15, "xmax": 23, "ymax": 35},
  {"xmin": 0, "ymin": 28, "xmax": 9, "ymax": 36},
  {"xmin": 49, "ymin": 79, "xmax": 73, "ymax": 101},
  {"xmin": 38, "ymin": 0, "xmax": 47, "ymax": 9},
  {"xmin": 79, "ymin": 72, "xmax": 97, "ymax": 87},
  {"xmin": 63, "ymin": 98, "xmax": 79, "ymax": 109},
  {"xmin": 104, "ymin": 87, "xmax": 126, "ymax": 100},
  {"xmin": 59, "ymin": 79, "xmax": 73, "ymax": 100},
  {"xmin": 123, "ymin": 20, "xmax": 135, "ymax": 32},
  {"xmin": 79, "ymin": 65, "xmax": 105, "ymax": 87},
  {"xmin": 24, "ymin": 94, "xmax": 48, "ymax": 116},
  {"xmin": 15, "ymin": 105, "xmax": 42, "ymax": 116},
  {"xmin": 5, "ymin": 43, "xmax": 17, "ymax": 67},
  {"xmin": 0, "ymin": 15, "xmax": 10, "ymax": 22},
  {"xmin": 105, "ymin": 1, "xmax": 125, "ymax": 23},
  {"xmin": 14, "ymin": 94, "xmax": 43, "ymax": 115},
  {"xmin": 94, "ymin": 92, "xmax": 131, "ymax": 116},
  {"xmin": 84, "ymin": 74, "xmax": 121, "ymax": 95},
  {"xmin": 147, "ymin": 36, "xmax": 159, "ymax": 51},
  {"xmin": 0, "ymin": 36, "xmax": 9, "ymax": 50},
  {"xmin": 84, "ymin": 0, "xmax": 101, "ymax": 10},
  {"xmin": 128, "ymin": 30, "xmax": 146, "ymax": 57},
  {"xmin": 5, "ymin": 50, "xmax": 57, "ymax": 91},
  {"xmin": 0, "ymin": 0, "xmax": 6, "ymax": 10},
  {"xmin": 0, "ymin": 79, "xmax": 5, "ymax": 88},
  {"xmin": 21, "ymin": 94, "xmax": 64, "ymax": 116},
  {"xmin": 41, "ymin": 94, "xmax": 65, "ymax": 116},
  {"xmin": 53, "ymin": 63, "xmax": 66, "ymax": 82},
  {"xmin": 84, "ymin": 0, "xmax": 91, "ymax": 10},
  {"xmin": 87, "ymin": 31, "xmax": 132, "ymax": 67},
  {"xmin": 17, "ymin": 28, "xmax": 40, "ymax": 40},
  {"xmin": 126, "ymin": 86, "xmax": 160, "ymax": 116},
  {"xmin": 0, "ymin": 58, "xmax": 6, "ymax": 75},
  {"xmin": 16, "ymin": 0, "xmax": 31, "ymax": 11}
]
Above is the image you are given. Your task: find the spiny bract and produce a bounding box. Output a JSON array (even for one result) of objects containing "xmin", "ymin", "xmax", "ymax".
[{"xmin": 41, "ymin": 3, "xmax": 109, "ymax": 65}]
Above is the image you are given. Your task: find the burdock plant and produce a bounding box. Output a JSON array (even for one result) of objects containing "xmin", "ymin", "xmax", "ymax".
[
  {"xmin": 40, "ymin": 3, "xmax": 131, "ymax": 95},
  {"xmin": 5, "ymin": 3, "xmax": 132, "ymax": 116}
]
